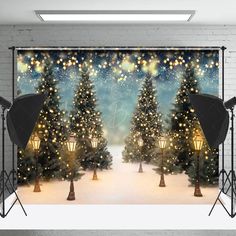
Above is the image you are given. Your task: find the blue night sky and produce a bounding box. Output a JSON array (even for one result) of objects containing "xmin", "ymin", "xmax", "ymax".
[{"xmin": 17, "ymin": 49, "xmax": 219, "ymax": 144}]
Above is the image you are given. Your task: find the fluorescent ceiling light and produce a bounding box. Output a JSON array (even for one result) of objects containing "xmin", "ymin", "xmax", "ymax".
[{"xmin": 35, "ymin": 11, "xmax": 195, "ymax": 22}]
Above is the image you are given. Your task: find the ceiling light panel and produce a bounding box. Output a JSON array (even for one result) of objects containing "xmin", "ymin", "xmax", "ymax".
[{"xmin": 36, "ymin": 10, "xmax": 195, "ymax": 22}]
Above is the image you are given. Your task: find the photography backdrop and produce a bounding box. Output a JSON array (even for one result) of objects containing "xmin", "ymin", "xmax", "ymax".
[{"xmin": 16, "ymin": 48, "xmax": 219, "ymax": 203}]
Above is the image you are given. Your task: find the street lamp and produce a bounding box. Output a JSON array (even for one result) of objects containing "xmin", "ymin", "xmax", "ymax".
[
  {"xmin": 193, "ymin": 132, "xmax": 204, "ymax": 197},
  {"xmin": 31, "ymin": 133, "xmax": 41, "ymax": 192},
  {"xmin": 137, "ymin": 137, "xmax": 144, "ymax": 173},
  {"xmin": 158, "ymin": 136, "xmax": 167, "ymax": 187},
  {"xmin": 91, "ymin": 137, "xmax": 98, "ymax": 180},
  {"xmin": 66, "ymin": 134, "xmax": 77, "ymax": 201},
  {"xmin": 66, "ymin": 134, "xmax": 76, "ymax": 152}
]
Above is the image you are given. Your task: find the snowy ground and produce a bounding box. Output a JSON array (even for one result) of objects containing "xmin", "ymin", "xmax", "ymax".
[{"xmin": 17, "ymin": 145, "xmax": 218, "ymax": 204}]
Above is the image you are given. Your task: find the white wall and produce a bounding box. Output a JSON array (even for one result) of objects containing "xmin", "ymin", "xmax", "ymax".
[{"xmin": 0, "ymin": 24, "xmax": 236, "ymax": 173}]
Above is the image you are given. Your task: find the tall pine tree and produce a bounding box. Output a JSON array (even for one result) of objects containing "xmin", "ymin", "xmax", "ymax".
[
  {"xmin": 169, "ymin": 63, "xmax": 218, "ymax": 185},
  {"xmin": 35, "ymin": 57, "xmax": 67, "ymax": 180},
  {"xmin": 70, "ymin": 68, "xmax": 112, "ymax": 170},
  {"xmin": 123, "ymin": 75, "xmax": 163, "ymax": 163},
  {"xmin": 169, "ymin": 64, "xmax": 200, "ymax": 171},
  {"xmin": 18, "ymin": 57, "xmax": 67, "ymax": 183}
]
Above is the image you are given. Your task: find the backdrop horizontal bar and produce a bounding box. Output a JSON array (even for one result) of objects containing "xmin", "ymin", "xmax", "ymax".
[{"xmin": 9, "ymin": 46, "xmax": 225, "ymax": 51}]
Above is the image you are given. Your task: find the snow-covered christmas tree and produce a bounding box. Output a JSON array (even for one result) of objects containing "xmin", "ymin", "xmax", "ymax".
[
  {"xmin": 35, "ymin": 57, "xmax": 67, "ymax": 180},
  {"xmin": 152, "ymin": 132, "xmax": 181, "ymax": 175},
  {"xmin": 169, "ymin": 63, "xmax": 200, "ymax": 171},
  {"xmin": 18, "ymin": 57, "xmax": 67, "ymax": 183},
  {"xmin": 185, "ymin": 130, "xmax": 219, "ymax": 186},
  {"xmin": 70, "ymin": 66, "xmax": 112, "ymax": 170},
  {"xmin": 123, "ymin": 75, "xmax": 163, "ymax": 164},
  {"xmin": 169, "ymin": 63, "xmax": 218, "ymax": 185}
]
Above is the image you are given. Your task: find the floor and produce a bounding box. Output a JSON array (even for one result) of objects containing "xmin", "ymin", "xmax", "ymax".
[
  {"xmin": 0, "ymin": 200, "xmax": 235, "ymax": 229},
  {"xmin": 17, "ymin": 145, "xmax": 217, "ymax": 204},
  {"xmin": 1, "ymin": 146, "xmax": 234, "ymax": 230}
]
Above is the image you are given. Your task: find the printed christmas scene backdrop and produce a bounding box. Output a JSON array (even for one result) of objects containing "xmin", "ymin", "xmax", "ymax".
[{"xmin": 17, "ymin": 49, "xmax": 219, "ymax": 203}]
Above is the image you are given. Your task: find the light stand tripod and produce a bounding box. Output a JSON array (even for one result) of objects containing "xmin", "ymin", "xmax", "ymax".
[
  {"xmin": 209, "ymin": 107, "xmax": 236, "ymax": 218},
  {"xmin": 0, "ymin": 106, "xmax": 27, "ymax": 218}
]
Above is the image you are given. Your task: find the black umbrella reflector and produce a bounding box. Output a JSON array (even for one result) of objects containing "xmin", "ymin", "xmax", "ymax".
[
  {"xmin": 189, "ymin": 94, "xmax": 229, "ymax": 148},
  {"xmin": 6, "ymin": 93, "xmax": 46, "ymax": 149}
]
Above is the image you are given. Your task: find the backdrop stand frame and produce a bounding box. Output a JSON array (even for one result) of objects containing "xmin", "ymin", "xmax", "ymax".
[{"xmin": 10, "ymin": 45, "xmax": 226, "ymax": 215}]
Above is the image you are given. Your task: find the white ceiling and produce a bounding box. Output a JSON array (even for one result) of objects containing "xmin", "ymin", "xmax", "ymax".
[{"xmin": 0, "ymin": 0, "xmax": 236, "ymax": 25}]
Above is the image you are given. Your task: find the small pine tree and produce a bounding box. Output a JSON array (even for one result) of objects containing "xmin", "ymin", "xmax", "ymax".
[
  {"xmin": 123, "ymin": 75, "xmax": 163, "ymax": 163},
  {"xmin": 17, "ymin": 147, "xmax": 41, "ymax": 185},
  {"xmin": 70, "ymin": 68, "xmax": 112, "ymax": 170},
  {"xmin": 185, "ymin": 130, "xmax": 219, "ymax": 186},
  {"xmin": 151, "ymin": 133, "xmax": 181, "ymax": 175},
  {"xmin": 59, "ymin": 141, "xmax": 82, "ymax": 181},
  {"xmin": 169, "ymin": 64, "xmax": 200, "ymax": 171}
]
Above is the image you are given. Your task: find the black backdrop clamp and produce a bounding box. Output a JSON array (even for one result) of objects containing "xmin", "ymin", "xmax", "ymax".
[
  {"xmin": 209, "ymin": 108, "xmax": 236, "ymax": 218},
  {"xmin": 0, "ymin": 106, "xmax": 26, "ymax": 218}
]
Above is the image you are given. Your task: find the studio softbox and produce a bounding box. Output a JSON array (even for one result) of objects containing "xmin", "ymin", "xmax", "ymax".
[
  {"xmin": 189, "ymin": 94, "xmax": 229, "ymax": 148},
  {"xmin": 6, "ymin": 93, "xmax": 46, "ymax": 149}
]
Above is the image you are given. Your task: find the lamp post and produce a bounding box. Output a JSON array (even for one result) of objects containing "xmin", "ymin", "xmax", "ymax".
[
  {"xmin": 66, "ymin": 134, "xmax": 77, "ymax": 201},
  {"xmin": 158, "ymin": 136, "xmax": 167, "ymax": 187},
  {"xmin": 193, "ymin": 132, "xmax": 204, "ymax": 197},
  {"xmin": 31, "ymin": 133, "xmax": 41, "ymax": 192},
  {"xmin": 91, "ymin": 137, "xmax": 98, "ymax": 180},
  {"xmin": 137, "ymin": 137, "xmax": 144, "ymax": 173}
]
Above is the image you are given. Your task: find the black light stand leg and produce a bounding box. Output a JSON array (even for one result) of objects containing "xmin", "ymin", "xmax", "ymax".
[
  {"xmin": 218, "ymin": 169, "xmax": 228, "ymax": 195},
  {"xmin": 209, "ymin": 107, "xmax": 236, "ymax": 218},
  {"xmin": 3, "ymin": 170, "xmax": 27, "ymax": 216},
  {"xmin": 0, "ymin": 171, "xmax": 27, "ymax": 217},
  {"xmin": 0, "ymin": 106, "xmax": 27, "ymax": 218},
  {"xmin": 209, "ymin": 170, "xmax": 231, "ymax": 216},
  {"xmin": 1, "ymin": 107, "xmax": 6, "ymax": 217},
  {"xmin": 2, "ymin": 173, "xmax": 12, "ymax": 195}
]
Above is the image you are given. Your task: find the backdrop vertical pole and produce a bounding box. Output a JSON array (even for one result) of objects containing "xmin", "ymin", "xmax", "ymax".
[
  {"xmin": 221, "ymin": 46, "xmax": 226, "ymax": 192},
  {"xmin": 12, "ymin": 46, "xmax": 15, "ymax": 188},
  {"xmin": 230, "ymin": 108, "xmax": 234, "ymax": 216}
]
